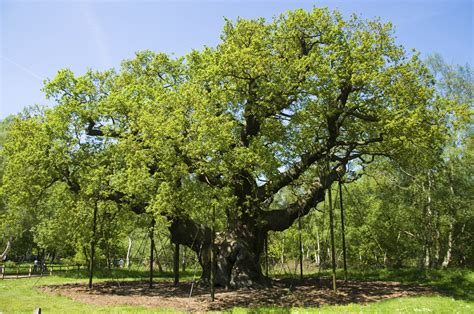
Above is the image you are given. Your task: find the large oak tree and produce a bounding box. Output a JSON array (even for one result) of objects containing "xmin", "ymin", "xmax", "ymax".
[{"xmin": 2, "ymin": 8, "xmax": 447, "ymax": 287}]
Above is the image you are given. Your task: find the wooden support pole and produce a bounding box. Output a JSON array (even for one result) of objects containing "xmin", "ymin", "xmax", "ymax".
[
  {"xmin": 325, "ymin": 144, "xmax": 337, "ymax": 292},
  {"xmin": 298, "ymin": 216, "xmax": 303, "ymax": 280},
  {"xmin": 264, "ymin": 233, "xmax": 269, "ymax": 277},
  {"xmin": 328, "ymin": 183, "xmax": 337, "ymax": 292},
  {"xmin": 88, "ymin": 202, "xmax": 98, "ymax": 289},
  {"xmin": 210, "ymin": 204, "xmax": 216, "ymax": 302},
  {"xmin": 339, "ymin": 180, "xmax": 348, "ymax": 282},
  {"xmin": 173, "ymin": 243, "xmax": 180, "ymax": 285},
  {"xmin": 149, "ymin": 217, "xmax": 155, "ymax": 289}
]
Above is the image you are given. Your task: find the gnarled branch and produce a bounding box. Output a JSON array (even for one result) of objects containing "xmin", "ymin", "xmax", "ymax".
[{"xmin": 262, "ymin": 170, "xmax": 340, "ymax": 232}]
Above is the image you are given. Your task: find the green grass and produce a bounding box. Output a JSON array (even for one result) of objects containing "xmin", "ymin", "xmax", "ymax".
[
  {"xmin": 0, "ymin": 276, "xmax": 164, "ymax": 314},
  {"xmin": 0, "ymin": 268, "xmax": 472, "ymax": 313},
  {"xmin": 0, "ymin": 269, "xmax": 199, "ymax": 314},
  {"xmin": 228, "ymin": 297, "xmax": 473, "ymax": 313}
]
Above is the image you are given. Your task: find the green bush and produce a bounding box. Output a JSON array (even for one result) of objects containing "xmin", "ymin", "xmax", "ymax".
[{"xmin": 3, "ymin": 260, "xmax": 16, "ymax": 268}]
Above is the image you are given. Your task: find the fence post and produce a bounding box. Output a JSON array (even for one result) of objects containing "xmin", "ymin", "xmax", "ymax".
[
  {"xmin": 17, "ymin": 266, "xmax": 19, "ymax": 278},
  {"xmin": 29, "ymin": 266, "xmax": 32, "ymax": 278},
  {"xmin": 50, "ymin": 265, "xmax": 52, "ymax": 276},
  {"xmin": 1, "ymin": 265, "xmax": 3, "ymax": 279}
]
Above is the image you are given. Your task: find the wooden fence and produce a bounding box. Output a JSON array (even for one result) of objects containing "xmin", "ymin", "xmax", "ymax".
[{"xmin": 0, "ymin": 264, "xmax": 87, "ymax": 279}]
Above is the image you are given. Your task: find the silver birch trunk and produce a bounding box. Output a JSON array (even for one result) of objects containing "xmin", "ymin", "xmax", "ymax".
[{"xmin": 126, "ymin": 234, "xmax": 132, "ymax": 269}]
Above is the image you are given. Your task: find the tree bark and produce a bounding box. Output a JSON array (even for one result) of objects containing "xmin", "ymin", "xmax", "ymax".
[
  {"xmin": 126, "ymin": 234, "xmax": 132, "ymax": 269},
  {"xmin": 169, "ymin": 214, "xmax": 269, "ymax": 288},
  {"xmin": 181, "ymin": 246, "xmax": 187, "ymax": 272},
  {"xmin": 424, "ymin": 246, "xmax": 430, "ymax": 268},
  {"xmin": 442, "ymin": 166, "xmax": 456, "ymax": 268},
  {"xmin": 442, "ymin": 222, "xmax": 453, "ymax": 268},
  {"xmin": 0, "ymin": 238, "xmax": 12, "ymax": 261}
]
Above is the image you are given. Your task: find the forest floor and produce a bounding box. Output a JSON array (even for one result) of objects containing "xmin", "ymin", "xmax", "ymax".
[{"xmin": 39, "ymin": 277, "xmax": 438, "ymax": 312}]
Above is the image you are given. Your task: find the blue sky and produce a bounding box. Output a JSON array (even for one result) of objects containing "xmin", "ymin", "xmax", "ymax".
[{"xmin": 1, "ymin": 0, "xmax": 472, "ymax": 119}]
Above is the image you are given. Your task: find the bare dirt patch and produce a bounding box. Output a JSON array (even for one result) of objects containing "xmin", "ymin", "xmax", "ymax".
[{"xmin": 39, "ymin": 277, "xmax": 437, "ymax": 312}]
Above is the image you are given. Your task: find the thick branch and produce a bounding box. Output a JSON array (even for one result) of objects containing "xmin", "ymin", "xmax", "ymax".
[
  {"xmin": 240, "ymin": 79, "xmax": 259, "ymax": 147},
  {"xmin": 109, "ymin": 188, "xmax": 210, "ymax": 253},
  {"xmin": 257, "ymin": 148, "xmax": 326, "ymax": 200},
  {"xmin": 262, "ymin": 170, "xmax": 340, "ymax": 231},
  {"xmin": 105, "ymin": 191, "xmax": 147, "ymax": 215},
  {"xmin": 169, "ymin": 215, "xmax": 211, "ymax": 253},
  {"xmin": 258, "ymin": 85, "xmax": 356, "ymax": 202},
  {"xmin": 86, "ymin": 120, "xmax": 121, "ymax": 138}
]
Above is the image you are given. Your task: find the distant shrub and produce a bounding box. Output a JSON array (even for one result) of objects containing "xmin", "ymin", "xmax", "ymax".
[{"xmin": 3, "ymin": 260, "xmax": 16, "ymax": 268}]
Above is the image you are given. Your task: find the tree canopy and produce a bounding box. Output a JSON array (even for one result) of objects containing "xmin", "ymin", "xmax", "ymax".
[{"xmin": 0, "ymin": 8, "xmax": 459, "ymax": 287}]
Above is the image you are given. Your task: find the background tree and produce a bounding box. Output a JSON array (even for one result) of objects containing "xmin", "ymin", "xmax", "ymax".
[
  {"xmin": 315, "ymin": 55, "xmax": 473, "ymax": 269},
  {"xmin": 0, "ymin": 115, "xmax": 15, "ymax": 260}
]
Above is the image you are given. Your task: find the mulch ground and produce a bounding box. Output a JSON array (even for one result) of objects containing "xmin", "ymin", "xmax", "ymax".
[{"xmin": 39, "ymin": 277, "xmax": 437, "ymax": 312}]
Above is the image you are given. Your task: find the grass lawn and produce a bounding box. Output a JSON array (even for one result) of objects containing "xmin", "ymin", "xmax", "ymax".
[
  {"xmin": 0, "ymin": 269, "xmax": 197, "ymax": 313},
  {"xmin": 0, "ymin": 268, "xmax": 472, "ymax": 313},
  {"xmin": 0, "ymin": 276, "xmax": 157, "ymax": 314}
]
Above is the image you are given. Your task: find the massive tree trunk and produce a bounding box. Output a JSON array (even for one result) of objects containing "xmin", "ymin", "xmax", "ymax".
[
  {"xmin": 170, "ymin": 215, "xmax": 268, "ymax": 288},
  {"xmin": 168, "ymin": 177, "xmax": 329, "ymax": 288}
]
